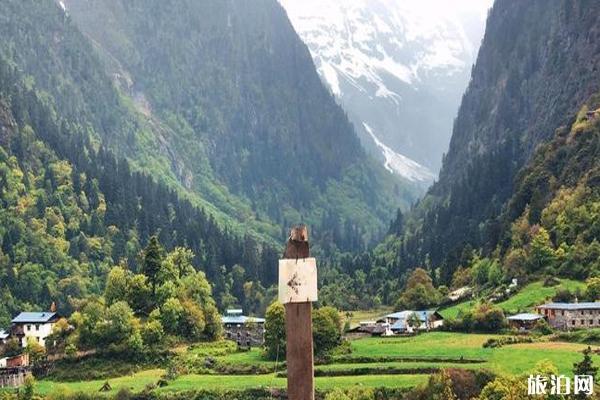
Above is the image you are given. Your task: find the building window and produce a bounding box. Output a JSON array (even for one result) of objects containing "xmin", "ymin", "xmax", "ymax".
[
  {"xmin": 561, "ymin": 311, "xmax": 565, "ymax": 316},
  {"xmin": 35, "ymin": 324, "xmax": 39, "ymax": 331},
  {"xmin": 572, "ymin": 320, "xmax": 576, "ymax": 325},
  {"xmin": 590, "ymin": 320, "xmax": 594, "ymax": 325},
  {"xmin": 551, "ymin": 310, "xmax": 555, "ymax": 316},
  {"xmin": 27, "ymin": 325, "xmax": 31, "ymax": 331},
  {"xmin": 581, "ymin": 319, "xmax": 585, "ymax": 325}
]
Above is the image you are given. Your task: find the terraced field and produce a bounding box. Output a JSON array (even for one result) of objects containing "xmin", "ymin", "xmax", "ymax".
[{"xmin": 32, "ymin": 332, "xmax": 599, "ymax": 397}]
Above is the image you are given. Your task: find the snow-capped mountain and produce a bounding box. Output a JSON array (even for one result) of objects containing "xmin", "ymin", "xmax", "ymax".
[{"xmin": 279, "ymin": 0, "xmax": 492, "ymax": 182}]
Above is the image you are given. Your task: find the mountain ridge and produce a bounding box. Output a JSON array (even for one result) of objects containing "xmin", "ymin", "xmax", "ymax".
[
  {"xmin": 64, "ymin": 0, "xmax": 417, "ymax": 250},
  {"xmin": 280, "ymin": 0, "xmax": 491, "ymax": 179},
  {"xmin": 387, "ymin": 0, "xmax": 600, "ymax": 281}
]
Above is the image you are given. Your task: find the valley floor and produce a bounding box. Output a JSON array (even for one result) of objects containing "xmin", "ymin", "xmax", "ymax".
[{"xmin": 31, "ymin": 332, "xmax": 598, "ymax": 397}]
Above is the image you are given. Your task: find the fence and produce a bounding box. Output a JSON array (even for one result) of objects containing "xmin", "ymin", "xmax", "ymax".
[{"xmin": 0, "ymin": 367, "xmax": 29, "ymax": 388}]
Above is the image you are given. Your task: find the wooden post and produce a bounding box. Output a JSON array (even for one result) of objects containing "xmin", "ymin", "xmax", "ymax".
[{"xmin": 283, "ymin": 225, "xmax": 314, "ymax": 400}]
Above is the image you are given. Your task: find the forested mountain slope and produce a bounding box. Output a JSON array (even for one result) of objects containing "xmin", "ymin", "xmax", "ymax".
[
  {"xmin": 0, "ymin": 54, "xmax": 280, "ymax": 326},
  {"xmin": 389, "ymin": 0, "xmax": 600, "ymax": 281},
  {"xmin": 59, "ymin": 0, "xmax": 415, "ymax": 251},
  {"xmin": 0, "ymin": 0, "xmax": 416, "ymax": 323}
]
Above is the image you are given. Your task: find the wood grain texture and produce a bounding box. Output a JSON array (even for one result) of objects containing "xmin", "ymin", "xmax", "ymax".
[{"xmin": 283, "ymin": 225, "xmax": 314, "ymax": 400}]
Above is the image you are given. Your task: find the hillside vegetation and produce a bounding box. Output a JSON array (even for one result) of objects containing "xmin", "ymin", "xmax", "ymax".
[
  {"xmin": 61, "ymin": 0, "xmax": 416, "ymax": 252},
  {"xmin": 0, "ymin": 0, "xmax": 420, "ymax": 321},
  {"xmin": 390, "ymin": 0, "xmax": 600, "ymax": 280}
]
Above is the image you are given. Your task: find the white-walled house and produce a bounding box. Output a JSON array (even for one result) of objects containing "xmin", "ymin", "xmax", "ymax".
[
  {"xmin": 0, "ymin": 330, "xmax": 8, "ymax": 345},
  {"xmin": 11, "ymin": 312, "xmax": 60, "ymax": 348},
  {"xmin": 378, "ymin": 310, "xmax": 444, "ymax": 333}
]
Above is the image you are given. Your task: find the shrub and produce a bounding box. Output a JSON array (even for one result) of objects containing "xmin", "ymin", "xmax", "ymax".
[
  {"xmin": 325, "ymin": 387, "xmax": 374, "ymax": 400},
  {"xmin": 264, "ymin": 302, "xmax": 286, "ymax": 360},
  {"xmin": 313, "ymin": 307, "xmax": 342, "ymax": 357},
  {"xmin": 533, "ymin": 319, "xmax": 553, "ymax": 335},
  {"xmin": 482, "ymin": 336, "xmax": 534, "ymax": 348}
]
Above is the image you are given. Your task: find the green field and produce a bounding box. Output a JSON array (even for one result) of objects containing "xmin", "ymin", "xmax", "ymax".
[
  {"xmin": 36, "ymin": 370, "xmax": 427, "ymax": 395},
  {"xmin": 440, "ymin": 279, "xmax": 585, "ymax": 319},
  {"xmin": 33, "ymin": 331, "xmax": 598, "ymax": 397}
]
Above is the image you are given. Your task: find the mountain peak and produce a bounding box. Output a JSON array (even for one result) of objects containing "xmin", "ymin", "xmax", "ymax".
[{"xmin": 280, "ymin": 0, "xmax": 491, "ymax": 176}]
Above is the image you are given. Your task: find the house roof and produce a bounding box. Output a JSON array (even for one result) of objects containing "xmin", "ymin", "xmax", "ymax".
[
  {"xmin": 0, "ymin": 330, "xmax": 8, "ymax": 339},
  {"xmin": 221, "ymin": 314, "xmax": 265, "ymax": 325},
  {"xmin": 537, "ymin": 302, "xmax": 600, "ymax": 310},
  {"xmin": 384, "ymin": 311, "xmax": 412, "ymax": 320},
  {"xmin": 390, "ymin": 320, "xmax": 407, "ymax": 331},
  {"xmin": 226, "ymin": 309, "xmax": 243, "ymax": 315},
  {"xmin": 11, "ymin": 312, "xmax": 58, "ymax": 324},
  {"xmin": 507, "ymin": 313, "xmax": 544, "ymax": 321},
  {"xmin": 383, "ymin": 310, "xmax": 442, "ymax": 322}
]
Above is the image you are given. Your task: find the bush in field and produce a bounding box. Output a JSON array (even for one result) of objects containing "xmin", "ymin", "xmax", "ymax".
[
  {"xmin": 264, "ymin": 302, "xmax": 286, "ymax": 360},
  {"xmin": 586, "ymin": 277, "xmax": 600, "ymax": 301},
  {"xmin": 533, "ymin": 319, "xmax": 552, "ymax": 335},
  {"xmin": 482, "ymin": 336, "xmax": 534, "ymax": 348},
  {"xmin": 444, "ymin": 304, "xmax": 506, "ymax": 333},
  {"xmin": 313, "ymin": 306, "xmax": 343, "ymax": 357},
  {"xmin": 325, "ymin": 387, "xmax": 375, "ymax": 400},
  {"xmin": 479, "ymin": 375, "xmax": 528, "ymax": 400},
  {"xmin": 473, "ymin": 304, "xmax": 506, "ymax": 332},
  {"xmin": 411, "ymin": 369, "xmax": 494, "ymax": 400}
]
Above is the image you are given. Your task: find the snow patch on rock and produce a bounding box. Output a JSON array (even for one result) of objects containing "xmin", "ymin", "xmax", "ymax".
[{"xmin": 363, "ymin": 123, "xmax": 434, "ymax": 183}]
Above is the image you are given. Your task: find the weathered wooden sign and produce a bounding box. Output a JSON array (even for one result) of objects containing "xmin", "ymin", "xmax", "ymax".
[
  {"xmin": 278, "ymin": 257, "xmax": 318, "ymax": 304},
  {"xmin": 282, "ymin": 225, "xmax": 315, "ymax": 400}
]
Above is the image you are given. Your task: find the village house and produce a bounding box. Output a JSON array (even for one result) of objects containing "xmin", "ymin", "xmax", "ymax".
[
  {"xmin": 507, "ymin": 313, "xmax": 544, "ymax": 330},
  {"xmin": 536, "ymin": 302, "xmax": 600, "ymax": 330},
  {"xmin": 0, "ymin": 330, "xmax": 8, "ymax": 345},
  {"xmin": 376, "ymin": 310, "xmax": 444, "ymax": 334},
  {"xmin": 347, "ymin": 321, "xmax": 392, "ymax": 338},
  {"xmin": 10, "ymin": 312, "xmax": 60, "ymax": 348},
  {"xmin": 221, "ymin": 309, "xmax": 265, "ymax": 347}
]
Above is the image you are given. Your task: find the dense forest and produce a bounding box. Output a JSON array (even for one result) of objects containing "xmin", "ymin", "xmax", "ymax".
[
  {"xmin": 388, "ymin": 0, "xmax": 599, "ymax": 280},
  {"xmin": 0, "ymin": 0, "xmax": 598, "ymax": 324},
  {"xmin": 60, "ymin": 0, "xmax": 417, "ymax": 251},
  {"xmin": 0, "ymin": 0, "xmax": 420, "ymax": 324},
  {"xmin": 0, "ymin": 50, "xmax": 281, "ymax": 326}
]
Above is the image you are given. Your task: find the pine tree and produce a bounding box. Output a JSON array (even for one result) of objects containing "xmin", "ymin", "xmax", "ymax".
[
  {"xmin": 143, "ymin": 235, "xmax": 164, "ymax": 295},
  {"xmin": 573, "ymin": 346, "xmax": 598, "ymax": 400}
]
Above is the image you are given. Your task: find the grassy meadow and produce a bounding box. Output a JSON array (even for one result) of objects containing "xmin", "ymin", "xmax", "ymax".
[
  {"xmin": 31, "ymin": 331, "xmax": 599, "ymax": 397},
  {"xmin": 440, "ymin": 279, "xmax": 585, "ymax": 319}
]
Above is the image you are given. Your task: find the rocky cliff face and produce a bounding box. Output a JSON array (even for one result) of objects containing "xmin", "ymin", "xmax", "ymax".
[
  {"xmin": 439, "ymin": 0, "xmax": 600, "ymax": 190},
  {"xmin": 280, "ymin": 0, "xmax": 491, "ymax": 180},
  {"xmin": 396, "ymin": 0, "xmax": 600, "ymax": 272}
]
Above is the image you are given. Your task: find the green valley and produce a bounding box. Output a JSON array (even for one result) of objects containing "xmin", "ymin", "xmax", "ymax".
[{"xmin": 0, "ymin": 0, "xmax": 598, "ymax": 399}]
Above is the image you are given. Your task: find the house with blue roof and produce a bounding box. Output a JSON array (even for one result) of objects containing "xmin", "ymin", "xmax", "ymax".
[
  {"xmin": 10, "ymin": 312, "xmax": 60, "ymax": 348},
  {"xmin": 377, "ymin": 310, "xmax": 444, "ymax": 334},
  {"xmin": 507, "ymin": 313, "xmax": 544, "ymax": 330},
  {"xmin": 221, "ymin": 309, "xmax": 265, "ymax": 346},
  {"xmin": 536, "ymin": 302, "xmax": 600, "ymax": 330}
]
